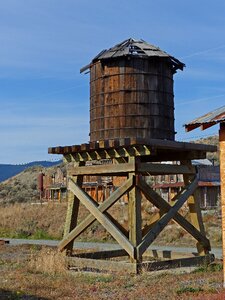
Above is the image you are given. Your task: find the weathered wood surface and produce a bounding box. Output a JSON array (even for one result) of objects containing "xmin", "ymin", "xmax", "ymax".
[
  {"xmin": 89, "ymin": 58, "xmax": 175, "ymax": 141},
  {"xmin": 68, "ymin": 162, "xmax": 135, "ymax": 176},
  {"xmin": 58, "ymin": 177, "xmax": 134, "ymax": 252},
  {"xmin": 68, "ymin": 162, "xmax": 196, "ymax": 176}
]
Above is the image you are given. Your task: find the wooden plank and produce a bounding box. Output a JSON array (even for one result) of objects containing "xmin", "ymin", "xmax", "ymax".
[
  {"xmin": 67, "ymin": 257, "xmax": 137, "ymax": 273},
  {"xmin": 59, "ymin": 177, "xmax": 134, "ymax": 252},
  {"xmin": 137, "ymin": 177, "xmax": 199, "ymax": 256},
  {"xmin": 181, "ymin": 160, "xmax": 208, "ymax": 256},
  {"xmin": 137, "ymin": 163, "xmax": 196, "ymax": 175},
  {"xmin": 75, "ymin": 249, "xmax": 127, "ymax": 259},
  {"xmin": 49, "ymin": 138, "xmax": 216, "ymax": 156},
  {"xmin": 68, "ymin": 162, "xmax": 135, "ymax": 176},
  {"xmin": 137, "ymin": 178, "xmax": 210, "ymax": 250},
  {"xmin": 139, "ymin": 254, "xmax": 214, "ymax": 271}
]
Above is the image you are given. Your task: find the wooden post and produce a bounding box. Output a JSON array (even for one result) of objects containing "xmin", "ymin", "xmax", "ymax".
[
  {"xmin": 219, "ymin": 123, "xmax": 225, "ymax": 287},
  {"xmin": 63, "ymin": 162, "xmax": 84, "ymax": 254},
  {"xmin": 128, "ymin": 157, "xmax": 142, "ymax": 264}
]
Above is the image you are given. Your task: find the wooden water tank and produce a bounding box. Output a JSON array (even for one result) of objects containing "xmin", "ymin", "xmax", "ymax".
[{"xmin": 81, "ymin": 39, "xmax": 184, "ymax": 142}]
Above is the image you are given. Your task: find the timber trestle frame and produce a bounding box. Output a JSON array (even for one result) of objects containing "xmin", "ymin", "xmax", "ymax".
[{"xmin": 49, "ymin": 138, "xmax": 216, "ymax": 273}]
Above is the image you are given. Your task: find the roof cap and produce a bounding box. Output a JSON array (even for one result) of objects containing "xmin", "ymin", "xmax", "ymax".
[{"xmin": 80, "ymin": 38, "xmax": 185, "ymax": 73}]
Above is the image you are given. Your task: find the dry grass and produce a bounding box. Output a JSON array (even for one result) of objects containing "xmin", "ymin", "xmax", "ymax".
[
  {"xmin": 0, "ymin": 244, "xmax": 224, "ymax": 300},
  {"xmin": 0, "ymin": 201, "xmax": 223, "ymax": 248},
  {"xmin": 28, "ymin": 247, "xmax": 67, "ymax": 275},
  {"xmin": 0, "ymin": 203, "xmax": 67, "ymax": 239}
]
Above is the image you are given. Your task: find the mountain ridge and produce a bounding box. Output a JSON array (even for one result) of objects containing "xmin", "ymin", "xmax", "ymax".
[{"xmin": 0, "ymin": 160, "xmax": 62, "ymax": 182}]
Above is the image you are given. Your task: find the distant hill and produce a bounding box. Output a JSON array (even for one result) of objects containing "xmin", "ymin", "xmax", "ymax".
[
  {"xmin": 0, "ymin": 160, "xmax": 62, "ymax": 182},
  {"xmin": 191, "ymin": 135, "xmax": 219, "ymax": 165}
]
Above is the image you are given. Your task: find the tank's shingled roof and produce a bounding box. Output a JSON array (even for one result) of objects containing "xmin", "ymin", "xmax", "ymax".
[
  {"xmin": 184, "ymin": 105, "xmax": 225, "ymax": 132},
  {"xmin": 80, "ymin": 38, "xmax": 185, "ymax": 73}
]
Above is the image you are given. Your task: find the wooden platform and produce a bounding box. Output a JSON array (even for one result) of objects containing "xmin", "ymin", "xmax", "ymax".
[
  {"xmin": 48, "ymin": 137, "xmax": 216, "ymax": 162},
  {"xmin": 49, "ymin": 138, "xmax": 216, "ymax": 274}
]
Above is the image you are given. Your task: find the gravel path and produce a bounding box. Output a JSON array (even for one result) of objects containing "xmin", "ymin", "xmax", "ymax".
[{"xmin": 1, "ymin": 238, "xmax": 222, "ymax": 259}]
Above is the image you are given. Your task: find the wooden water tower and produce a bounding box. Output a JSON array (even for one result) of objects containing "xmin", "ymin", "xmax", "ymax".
[
  {"xmin": 49, "ymin": 38, "xmax": 216, "ymax": 273},
  {"xmin": 81, "ymin": 38, "xmax": 185, "ymax": 142}
]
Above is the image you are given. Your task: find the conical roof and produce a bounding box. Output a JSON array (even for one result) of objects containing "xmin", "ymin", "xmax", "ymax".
[{"xmin": 80, "ymin": 38, "xmax": 185, "ymax": 73}]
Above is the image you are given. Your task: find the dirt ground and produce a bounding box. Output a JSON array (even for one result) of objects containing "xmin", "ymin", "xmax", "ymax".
[{"xmin": 0, "ymin": 243, "xmax": 225, "ymax": 300}]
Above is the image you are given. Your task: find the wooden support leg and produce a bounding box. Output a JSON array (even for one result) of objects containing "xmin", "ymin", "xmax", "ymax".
[
  {"xmin": 182, "ymin": 160, "xmax": 208, "ymax": 256},
  {"xmin": 63, "ymin": 162, "xmax": 84, "ymax": 254},
  {"xmin": 128, "ymin": 157, "xmax": 142, "ymax": 263},
  {"xmin": 138, "ymin": 179, "xmax": 210, "ymax": 249},
  {"xmin": 137, "ymin": 176, "xmax": 198, "ymax": 257},
  {"xmin": 219, "ymin": 124, "xmax": 225, "ymax": 287}
]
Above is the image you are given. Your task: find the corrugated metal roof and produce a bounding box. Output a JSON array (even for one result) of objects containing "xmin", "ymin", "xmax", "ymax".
[
  {"xmin": 80, "ymin": 38, "xmax": 185, "ymax": 73},
  {"xmin": 184, "ymin": 105, "xmax": 225, "ymax": 132}
]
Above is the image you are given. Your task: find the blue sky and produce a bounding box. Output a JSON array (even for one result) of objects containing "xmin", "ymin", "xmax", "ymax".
[{"xmin": 1, "ymin": 0, "xmax": 225, "ymax": 164}]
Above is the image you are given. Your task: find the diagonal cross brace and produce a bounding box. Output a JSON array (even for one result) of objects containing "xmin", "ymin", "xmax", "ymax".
[
  {"xmin": 137, "ymin": 176, "xmax": 199, "ymax": 256},
  {"xmin": 137, "ymin": 178, "xmax": 210, "ymax": 250},
  {"xmin": 59, "ymin": 177, "xmax": 134, "ymax": 257}
]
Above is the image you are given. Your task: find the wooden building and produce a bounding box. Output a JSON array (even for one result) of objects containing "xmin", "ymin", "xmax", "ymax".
[
  {"xmin": 38, "ymin": 168, "xmax": 67, "ymax": 202},
  {"xmin": 38, "ymin": 162, "xmax": 114, "ymax": 203},
  {"xmin": 184, "ymin": 105, "xmax": 225, "ymax": 286},
  {"xmin": 153, "ymin": 161, "xmax": 220, "ymax": 209}
]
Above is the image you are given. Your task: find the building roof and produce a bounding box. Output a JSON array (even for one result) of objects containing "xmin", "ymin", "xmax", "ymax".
[
  {"xmin": 184, "ymin": 105, "xmax": 225, "ymax": 132},
  {"xmin": 80, "ymin": 38, "xmax": 185, "ymax": 73}
]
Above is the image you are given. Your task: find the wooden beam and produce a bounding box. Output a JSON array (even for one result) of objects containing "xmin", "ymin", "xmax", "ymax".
[
  {"xmin": 139, "ymin": 254, "xmax": 214, "ymax": 271},
  {"xmin": 63, "ymin": 145, "xmax": 152, "ymax": 162},
  {"xmin": 128, "ymin": 158, "xmax": 142, "ymax": 262},
  {"xmin": 67, "ymin": 256, "xmax": 137, "ymax": 274},
  {"xmin": 66, "ymin": 178, "xmax": 135, "ymax": 258},
  {"xmin": 137, "ymin": 179, "xmax": 210, "ymax": 249},
  {"xmin": 58, "ymin": 177, "xmax": 134, "ymax": 251},
  {"xmin": 66, "ymin": 254, "xmax": 214, "ymax": 274},
  {"xmin": 137, "ymin": 177, "xmax": 199, "ymax": 256},
  {"xmin": 75, "ymin": 249, "xmax": 127, "ymax": 259},
  {"xmin": 68, "ymin": 162, "xmax": 135, "ymax": 176},
  {"xmin": 137, "ymin": 163, "xmax": 196, "ymax": 175}
]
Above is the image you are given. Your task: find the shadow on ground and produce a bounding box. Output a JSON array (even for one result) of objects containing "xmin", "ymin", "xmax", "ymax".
[{"xmin": 0, "ymin": 289, "xmax": 49, "ymax": 300}]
